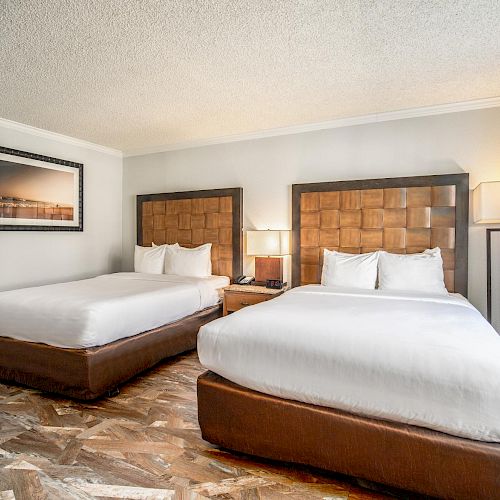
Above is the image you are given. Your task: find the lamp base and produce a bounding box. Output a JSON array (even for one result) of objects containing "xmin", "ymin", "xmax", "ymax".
[{"xmin": 255, "ymin": 256, "xmax": 283, "ymax": 284}]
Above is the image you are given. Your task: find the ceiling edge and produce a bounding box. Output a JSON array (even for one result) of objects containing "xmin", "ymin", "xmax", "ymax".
[
  {"xmin": 124, "ymin": 96, "xmax": 500, "ymax": 157},
  {"xmin": 0, "ymin": 117, "xmax": 123, "ymax": 158},
  {"xmin": 1, "ymin": 96, "xmax": 498, "ymax": 159}
]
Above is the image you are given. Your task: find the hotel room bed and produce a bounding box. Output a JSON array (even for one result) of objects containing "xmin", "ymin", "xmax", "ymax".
[
  {"xmin": 197, "ymin": 174, "xmax": 500, "ymax": 500},
  {"xmin": 0, "ymin": 187, "xmax": 243, "ymax": 399},
  {"xmin": 0, "ymin": 273, "xmax": 228, "ymax": 348},
  {"xmin": 198, "ymin": 287, "xmax": 500, "ymax": 500},
  {"xmin": 0, "ymin": 273, "xmax": 227, "ymax": 399},
  {"xmin": 199, "ymin": 285, "xmax": 500, "ymax": 443}
]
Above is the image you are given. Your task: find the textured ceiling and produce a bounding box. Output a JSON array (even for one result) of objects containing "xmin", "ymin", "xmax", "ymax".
[{"xmin": 1, "ymin": 0, "xmax": 500, "ymax": 152}]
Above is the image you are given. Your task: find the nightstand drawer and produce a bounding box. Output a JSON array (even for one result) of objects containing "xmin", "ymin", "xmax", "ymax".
[
  {"xmin": 224, "ymin": 291, "xmax": 270, "ymax": 313},
  {"xmin": 222, "ymin": 284, "xmax": 287, "ymax": 316}
]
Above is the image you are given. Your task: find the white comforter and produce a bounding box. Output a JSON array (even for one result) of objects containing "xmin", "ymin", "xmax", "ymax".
[
  {"xmin": 0, "ymin": 273, "xmax": 228, "ymax": 348},
  {"xmin": 198, "ymin": 285, "xmax": 500, "ymax": 443}
]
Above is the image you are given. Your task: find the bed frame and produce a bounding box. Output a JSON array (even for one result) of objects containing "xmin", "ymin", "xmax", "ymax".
[
  {"xmin": 198, "ymin": 175, "xmax": 500, "ymax": 499},
  {"xmin": 292, "ymin": 173, "xmax": 469, "ymax": 294},
  {"xmin": 137, "ymin": 187, "xmax": 243, "ymax": 278},
  {"xmin": 0, "ymin": 188, "xmax": 242, "ymax": 399},
  {"xmin": 198, "ymin": 371, "xmax": 500, "ymax": 500}
]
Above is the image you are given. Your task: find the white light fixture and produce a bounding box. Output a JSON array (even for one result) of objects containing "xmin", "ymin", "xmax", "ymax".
[
  {"xmin": 473, "ymin": 182, "xmax": 500, "ymax": 223},
  {"xmin": 246, "ymin": 230, "xmax": 290, "ymax": 256}
]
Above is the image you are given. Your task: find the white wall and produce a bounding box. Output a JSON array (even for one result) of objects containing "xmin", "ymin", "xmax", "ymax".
[
  {"xmin": 0, "ymin": 123, "xmax": 123, "ymax": 291},
  {"xmin": 123, "ymin": 107, "xmax": 500, "ymax": 316}
]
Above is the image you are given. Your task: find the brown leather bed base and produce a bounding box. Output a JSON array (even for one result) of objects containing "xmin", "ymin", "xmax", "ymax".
[
  {"xmin": 197, "ymin": 371, "xmax": 500, "ymax": 500},
  {"xmin": 0, "ymin": 305, "xmax": 221, "ymax": 400}
]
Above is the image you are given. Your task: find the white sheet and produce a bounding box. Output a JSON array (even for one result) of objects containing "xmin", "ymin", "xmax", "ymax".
[
  {"xmin": 198, "ymin": 285, "xmax": 500, "ymax": 442},
  {"xmin": 0, "ymin": 273, "xmax": 229, "ymax": 348}
]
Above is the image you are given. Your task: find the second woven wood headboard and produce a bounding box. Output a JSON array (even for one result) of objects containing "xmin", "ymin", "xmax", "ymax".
[{"xmin": 292, "ymin": 174, "xmax": 469, "ymax": 295}]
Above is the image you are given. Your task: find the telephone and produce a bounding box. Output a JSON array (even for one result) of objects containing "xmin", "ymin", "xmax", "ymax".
[{"xmin": 235, "ymin": 275, "xmax": 255, "ymax": 285}]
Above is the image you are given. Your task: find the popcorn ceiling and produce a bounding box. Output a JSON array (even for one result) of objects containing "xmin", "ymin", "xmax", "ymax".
[{"xmin": 1, "ymin": 0, "xmax": 499, "ymax": 151}]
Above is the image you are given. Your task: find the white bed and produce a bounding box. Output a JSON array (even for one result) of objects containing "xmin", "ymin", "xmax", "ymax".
[
  {"xmin": 198, "ymin": 285, "xmax": 500, "ymax": 443},
  {"xmin": 0, "ymin": 272, "xmax": 229, "ymax": 348}
]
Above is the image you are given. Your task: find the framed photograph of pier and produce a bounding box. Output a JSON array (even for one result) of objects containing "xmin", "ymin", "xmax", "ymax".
[{"xmin": 0, "ymin": 147, "xmax": 83, "ymax": 231}]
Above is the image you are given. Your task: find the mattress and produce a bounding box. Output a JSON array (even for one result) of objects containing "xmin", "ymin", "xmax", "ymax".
[
  {"xmin": 198, "ymin": 285, "xmax": 500, "ymax": 443},
  {"xmin": 0, "ymin": 272, "xmax": 229, "ymax": 348}
]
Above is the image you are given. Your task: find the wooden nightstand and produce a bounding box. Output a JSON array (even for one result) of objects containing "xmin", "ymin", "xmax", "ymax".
[{"xmin": 223, "ymin": 284, "xmax": 287, "ymax": 316}]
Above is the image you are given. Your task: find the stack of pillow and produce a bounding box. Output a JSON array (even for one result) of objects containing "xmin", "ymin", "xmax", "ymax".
[
  {"xmin": 321, "ymin": 248, "xmax": 448, "ymax": 295},
  {"xmin": 134, "ymin": 243, "xmax": 212, "ymax": 278}
]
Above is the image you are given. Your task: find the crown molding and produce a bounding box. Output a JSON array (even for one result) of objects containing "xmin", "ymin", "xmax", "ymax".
[
  {"xmin": 0, "ymin": 117, "xmax": 122, "ymax": 158},
  {"xmin": 124, "ymin": 96, "xmax": 500, "ymax": 157},
  {"xmin": 2, "ymin": 96, "xmax": 499, "ymax": 159}
]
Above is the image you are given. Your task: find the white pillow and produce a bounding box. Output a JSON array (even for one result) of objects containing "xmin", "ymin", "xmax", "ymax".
[
  {"xmin": 134, "ymin": 245, "xmax": 166, "ymax": 274},
  {"xmin": 321, "ymin": 250, "xmax": 379, "ymax": 289},
  {"xmin": 152, "ymin": 242, "xmax": 179, "ymax": 250},
  {"xmin": 164, "ymin": 243, "xmax": 212, "ymax": 277},
  {"xmin": 152, "ymin": 242, "xmax": 179, "ymax": 272},
  {"xmin": 378, "ymin": 248, "xmax": 447, "ymax": 295}
]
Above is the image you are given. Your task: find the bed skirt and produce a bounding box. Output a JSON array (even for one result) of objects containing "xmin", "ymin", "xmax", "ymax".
[
  {"xmin": 0, "ymin": 304, "xmax": 221, "ymax": 399},
  {"xmin": 197, "ymin": 371, "xmax": 500, "ymax": 500}
]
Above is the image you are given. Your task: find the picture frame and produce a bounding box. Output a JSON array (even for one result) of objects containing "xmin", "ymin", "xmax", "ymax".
[{"xmin": 0, "ymin": 146, "xmax": 83, "ymax": 231}]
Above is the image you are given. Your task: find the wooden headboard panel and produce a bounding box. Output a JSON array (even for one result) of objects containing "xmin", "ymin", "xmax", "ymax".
[
  {"xmin": 292, "ymin": 174, "xmax": 469, "ymax": 295},
  {"xmin": 137, "ymin": 188, "xmax": 243, "ymax": 280}
]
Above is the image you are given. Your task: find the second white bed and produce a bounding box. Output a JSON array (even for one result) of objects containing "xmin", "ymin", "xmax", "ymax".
[
  {"xmin": 198, "ymin": 285, "xmax": 500, "ymax": 443},
  {"xmin": 0, "ymin": 272, "xmax": 229, "ymax": 348}
]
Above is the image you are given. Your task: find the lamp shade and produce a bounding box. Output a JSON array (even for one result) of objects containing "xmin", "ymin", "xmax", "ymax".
[
  {"xmin": 246, "ymin": 230, "xmax": 290, "ymax": 256},
  {"xmin": 473, "ymin": 182, "xmax": 500, "ymax": 223}
]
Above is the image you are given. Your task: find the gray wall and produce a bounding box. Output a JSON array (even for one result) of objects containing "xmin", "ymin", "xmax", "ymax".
[
  {"xmin": 123, "ymin": 107, "xmax": 500, "ymax": 316},
  {"xmin": 490, "ymin": 231, "xmax": 500, "ymax": 332},
  {"xmin": 0, "ymin": 124, "xmax": 123, "ymax": 291}
]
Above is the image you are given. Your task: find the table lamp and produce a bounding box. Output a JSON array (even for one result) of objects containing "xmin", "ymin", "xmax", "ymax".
[
  {"xmin": 473, "ymin": 181, "xmax": 500, "ymax": 223},
  {"xmin": 246, "ymin": 230, "xmax": 290, "ymax": 285}
]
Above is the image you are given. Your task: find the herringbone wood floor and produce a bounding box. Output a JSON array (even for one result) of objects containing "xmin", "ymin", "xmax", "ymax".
[{"xmin": 0, "ymin": 351, "xmax": 417, "ymax": 499}]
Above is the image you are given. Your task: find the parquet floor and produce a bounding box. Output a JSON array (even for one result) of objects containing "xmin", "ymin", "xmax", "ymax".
[{"xmin": 0, "ymin": 352, "xmax": 418, "ymax": 500}]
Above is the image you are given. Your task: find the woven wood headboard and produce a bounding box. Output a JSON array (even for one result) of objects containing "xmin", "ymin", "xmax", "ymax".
[
  {"xmin": 292, "ymin": 174, "xmax": 469, "ymax": 295},
  {"xmin": 137, "ymin": 188, "xmax": 243, "ymax": 280}
]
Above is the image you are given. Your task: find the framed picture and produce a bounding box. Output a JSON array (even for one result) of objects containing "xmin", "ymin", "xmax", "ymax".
[
  {"xmin": 0, "ymin": 147, "xmax": 83, "ymax": 231},
  {"xmin": 487, "ymin": 228, "xmax": 500, "ymax": 332}
]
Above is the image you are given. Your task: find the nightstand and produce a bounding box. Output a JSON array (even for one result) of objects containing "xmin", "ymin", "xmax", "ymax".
[{"xmin": 223, "ymin": 284, "xmax": 287, "ymax": 316}]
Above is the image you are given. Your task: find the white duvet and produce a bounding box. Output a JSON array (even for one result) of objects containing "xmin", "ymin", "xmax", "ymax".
[
  {"xmin": 198, "ymin": 285, "xmax": 500, "ymax": 443},
  {"xmin": 0, "ymin": 273, "xmax": 228, "ymax": 348}
]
